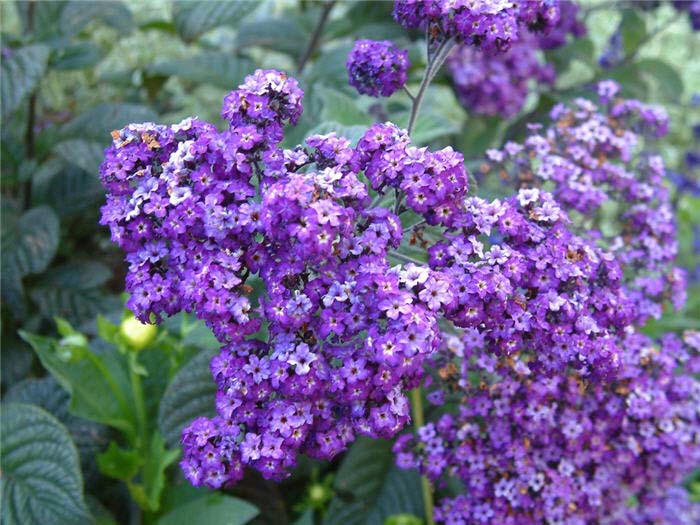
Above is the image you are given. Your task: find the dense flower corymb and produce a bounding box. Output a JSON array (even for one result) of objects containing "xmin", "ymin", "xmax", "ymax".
[
  {"xmin": 483, "ymin": 81, "xmax": 686, "ymax": 323},
  {"xmin": 447, "ymin": 35, "xmax": 555, "ymax": 117},
  {"xmin": 347, "ymin": 39, "xmax": 410, "ymax": 97},
  {"xmin": 100, "ymin": 69, "xmax": 462, "ymax": 488},
  {"xmin": 393, "ymin": 0, "xmax": 560, "ymax": 51},
  {"xmin": 396, "ymin": 329, "xmax": 700, "ymax": 525}
]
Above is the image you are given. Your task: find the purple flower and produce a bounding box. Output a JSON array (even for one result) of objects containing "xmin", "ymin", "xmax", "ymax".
[{"xmin": 347, "ymin": 39, "xmax": 409, "ymax": 97}]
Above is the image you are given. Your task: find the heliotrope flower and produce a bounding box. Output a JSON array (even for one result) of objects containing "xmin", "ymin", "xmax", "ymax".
[{"xmin": 347, "ymin": 39, "xmax": 410, "ymax": 97}]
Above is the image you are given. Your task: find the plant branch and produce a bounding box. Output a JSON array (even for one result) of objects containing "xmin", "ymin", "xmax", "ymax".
[
  {"xmin": 411, "ymin": 387, "xmax": 435, "ymax": 525},
  {"xmin": 407, "ymin": 36, "xmax": 456, "ymax": 135},
  {"xmin": 297, "ymin": 1, "xmax": 336, "ymax": 73}
]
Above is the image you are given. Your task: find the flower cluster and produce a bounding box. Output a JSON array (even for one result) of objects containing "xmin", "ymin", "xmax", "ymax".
[
  {"xmin": 352, "ymin": 123, "xmax": 470, "ymax": 228},
  {"xmin": 100, "ymin": 70, "xmax": 304, "ymax": 343},
  {"xmin": 101, "ymin": 69, "xmax": 462, "ymax": 487},
  {"xmin": 347, "ymin": 39, "xmax": 410, "ymax": 98},
  {"xmin": 447, "ymin": 35, "xmax": 555, "ymax": 118},
  {"xmin": 392, "ymin": 0, "xmax": 560, "ymax": 52},
  {"xmin": 482, "ymin": 81, "xmax": 686, "ymax": 323},
  {"xmin": 395, "ymin": 329, "xmax": 700, "ymax": 525},
  {"xmin": 537, "ymin": 0, "xmax": 586, "ymax": 49},
  {"xmin": 428, "ymin": 189, "xmax": 633, "ymax": 379},
  {"xmin": 180, "ymin": 155, "xmax": 446, "ymax": 485}
]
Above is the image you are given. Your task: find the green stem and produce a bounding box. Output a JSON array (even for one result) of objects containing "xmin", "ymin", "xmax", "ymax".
[
  {"xmin": 410, "ymin": 388, "xmax": 434, "ymax": 525},
  {"xmin": 129, "ymin": 352, "xmax": 148, "ymax": 449},
  {"xmin": 297, "ymin": 0, "xmax": 336, "ymax": 73},
  {"xmin": 407, "ymin": 36, "xmax": 456, "ymax": 135}
]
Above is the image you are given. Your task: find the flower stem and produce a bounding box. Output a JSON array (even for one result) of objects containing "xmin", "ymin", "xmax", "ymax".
[
  {"xmin": 297, "ymin": 1, "xmax": 336, "ymax": 73},
  {"xmin": 411, "ymin": 387, "xmax": 435, "ymax": 525},
  {"xmin": 407, "ymin": 36, "xmax": 456, "ymax": 135}
]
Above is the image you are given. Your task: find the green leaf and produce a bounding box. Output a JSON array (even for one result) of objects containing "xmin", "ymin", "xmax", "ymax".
[
  {"xmin": 128, "ymin": 433, "xmax": 180, "ymax": 512},
  {"xmin": 316, "ymin": 86, "xmax": 372, "ymax": 126},
  {"xmin": 1, "ymin": 205, "xmax": 59, "ymax": 278},
  {"xmin": 50, "ymin": 41, "xmax": 104, "ymax": 70},
  {"xmin": 53, "ymin": 139, "xmax": 106, "ymax": 175},
  {"xmin": 1, "ymin": 44, "xmax": 50, "ymax": 117},
  {"xmin": 172, "ymin": 1, "xmax": 257, "ymax": 43},
  {"xmin": 158, "ymin": 348, "xmax": 217, "ymax": 447},
  {"xmin": 32, "ymin": 163, "xmax": 105, "ymax": 217},
  {"xmin": 637, "ymin": 58, "xmax": 684, "ymax": 102},
  {"xmin": 59, "ymin": 0, "xmax": 134, "ymax": 35},
  {"xmin": 147, "ymin": 53, "xmax": 254, "ymax": 90},
  {"xmin": 236, "ymin": 17, "xmax": 308, "ymax": 58},
  {"xmin": 395, "ymin": 85, "xmax": 466, "ymax": 146},
  {"xmin": 20, "ymin": 331, "xmax": 136, "ymax": 437},
  {"xmin": 60, "ymin": 103, "xmax": 158, "ymax": 140},
  {"xmin": 158, "ymin": 493, "xmax": 259, "ymax": 525},
  {"xmin": 620, "ymin": 9, "xmax": 647, "ymax": 56},
  {"xmin": 39, "ymin": 261, "xmax": 112, "ymax": 290},
  {"xmin": 97, "ymin": 441, "xmax": 143, "ymax": 481},
  {"xmin": 5, "ymin": 376, "xmax": 110, "ymax": 486},
  {"xmin": 324, "ymin": 437, "xmax": 424, "ymax": 525},
  {"xmin": 1, "ymin": 402, "xmax": 91, "ymax": 525}
]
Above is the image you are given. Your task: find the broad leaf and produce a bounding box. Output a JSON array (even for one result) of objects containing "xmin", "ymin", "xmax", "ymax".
[
  {"xmin": 20, "ymin": 331, "xmax": 136, "ymax": 438},
  {"xmin": 1, "ymin": 206, "xmax": 59, "ymax": 279},
  {"xmin": 1, "ymin": 402, "xmax": 91, "ymax": 525},
  {"xmin": 32, "ymin": 162, "xmax": 104, "ymax": 217},
  {"xmin": 158, "ymin": 348, "xmax": 217, "ymax": 447},
  {"xmin": 158, "ymin": 493, "xmax": 259, "ymax": 525},
  {"xmin": 1, "ymin": 44, "xmax": 50, "ymax": 117},
  {"xmin": 620, "ymin": 9, "xmax": 647, "ymax": 56},
  {"xmin": 59, "ymin": 0, "xmax": 134, "ymax": 35},
  {"xmin": 147, "ymin": 53, "xmax": 254, "ymax": 90},
  {"xmin": 53, "ymin": 139, "xmax": 105, "ymax": 175},
  {"xmin": 236, "ymin": 17, "xmax": 308, "ymax": 58},
  {"xmin": 50, "ymin": 41, "xmax": 103, "ymax": 70},
  {"xmin": 316, "ymin": 86, "xmax": 372, "ymax": 126},
  {"xmin": 128, "ymin": 432, "xmax": 180, "ymax": 512},
  {"xmin": 324, "ymin": 437, "xmax": 424, "ymax": 525},
  {"xmin": 172, "ymin": 1, "xmax": 257, "ymax": 43},
  {"xmin": 5, "ymin": 376, "xmax": 110, "ymax": 485}
]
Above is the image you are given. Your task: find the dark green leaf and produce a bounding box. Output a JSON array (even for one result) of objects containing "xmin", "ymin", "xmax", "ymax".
[
  {"xmin": 172, "ymin": 1, "xmax": 257, "ymax": 43},
  {"xmin": 1, "ymin": 205, "xmax": 59, "ymax": 278},
  {"xmin": 316, "ymin": 86, "xmax": 372, "ymax": 126},
  {"xmin": 636, "ymin": 58, "xmax": 684, "ymax": 102},
  {"xmin": 53, "ymin": 139, "xmax": 105, "ymax": 174},
  {"xmin": 620, "ymin": 9, "xmax": 647, "ymax": 56},
  {"xmin": 38, "ymin": 261, "xmax": 112, "ymax": 291},
  {"xmin": 158, "ymin": 493, "xmax": 258, "ymax": 525},
  {"xmin": 324, "ymin": 437, "xmax": 424, "ymax": 525},
  {"xmin": 20, "ymin": 331, "xmax": 136, "ymax": 437},
  {"xmin": 158, "ymin": 348, "xmax": 217, "ymax": 448},
  {"xmin": 1, "ymin": 402, "xmax": 91, "ymax": 525},
  {"xmin": 128, "ymin": 432, "xmax": 180, "ymax": 512},
  {"xmin": 59, "ymin": 1, "xmax": 134, "ymax": 35},
  {"xmin": 50, "ymin": 41, "xmax": 103, "ymax": 70},
  {"xmin": 32, "ymin": 163, "xmax": 104, "ymax": 217},
  {"xmin": 1, "ymin": 44, "xmax": 50, "ymax": 118},
  {"xmin": 97, "ymin": 441, "xmax": 143, "ymax": 480},
  {"xmin": 5, "ymin": 376, "xmax": 111, "ymax": 486},
  {"xmin": 236, "ymin": 17, "xmax": 308, "ymax": 58},
  {"xmin": 147, "ymin": 53, "xmax": 254, "ymax": 90}
]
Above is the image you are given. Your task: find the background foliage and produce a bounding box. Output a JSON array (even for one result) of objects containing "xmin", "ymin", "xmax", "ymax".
[{"xmin": 1, "ymin": 1, "xmax": 699, "ymax": 524}]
